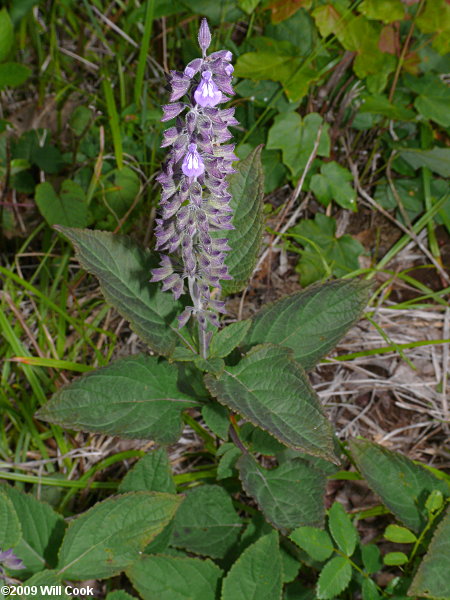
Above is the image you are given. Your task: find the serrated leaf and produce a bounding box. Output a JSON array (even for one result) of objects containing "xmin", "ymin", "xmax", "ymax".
[
  {"xmin": 362, "ymin": 578, "xmax": 381, "ymax": 600},
  {"xmin": 328, "ymin": 502, "xmax": 358, "ymax": 556},
  {"xmin": 361, "ymin": 544, "xmax": 382, "ymax": 574},
  {"xmin": 170, "ymin": 485, "xmax": 242, "ymax": 559},
  {"xmin": 221, "ymin": 531, "xmax": 282, "ymax": 600},
  {"xmin": 25, "ymin": 571, "xmax": 70, "ymax": 599},
  {"xmin": 317, "ymin": 556, "xmax": 352, "ymax": 599},
  {"xmin": 0, "ymin": 490, "xmax": 21, "ymax": 549},
  {"xmin": 237, "ymin": 454, "xmax": 326, "ymax": 533},
  {"xmin": 209, "ymin": 320, "xmax": 252, "ymax": 358},
  {"xmin": 55, "ymin": 227, "xmax": 181, "ymax": 356},
  {"xmin": 205, "ymin": 344, "xmax": 336, "ymax": 461},
  {"xmin": 119, "ymin": 448, "xmax": 176, "ymax": 494},
  {"xmin": 383, "ymin": 552, "xmax": 408, "ymax": 566},
  {"xmin": 350, "ymin": 439, "xmax": 449, "ymax": 532},
  {"xmin": 0, "ymin": 9, "xmax": 13, "ymax": 61},
  {"xmin": 289, "ymin": 527, "xmax": 334, "ymax": 561},
  {"xmin": 409, "ymin": 506, "xmax": 450, "ymax": 599},
  {"xmin": 222, "ymin": 146, "xmax": 264, "ymax": 294},
  {"xmin": 36, "ymin": 354, "xmax": 197, "ymax": 444},
  {"xmin": 0, "ymin": 484, "xmax": 65, "ymax": 574},
  {"xmin": 127, "ymin": 554, "xmax": 222, "ymax": 600},
  {"xmin": 35, "ymin": 181, "xmax": 88, "ymax": 228},
  {"xmin": 202, "ymin": 402, "xmax": 230, "ymax": 440},
  {"xmin": 57, "ymin": 491, "xmax": 181, "ymax": 579},
  {"xmin": 245, "ymin": 279, "xmax": 370, "ymax": 371},
  {"xmin": 267, "ymin": 112, "xmax": 330, "ymax": 178},
  {"xmin": 400, "ymin": 147, "xmax": 450, "ymax": 178},
  {"xmin": 384, "ymin": 525, "xmax": 416, "ymax": 544}
]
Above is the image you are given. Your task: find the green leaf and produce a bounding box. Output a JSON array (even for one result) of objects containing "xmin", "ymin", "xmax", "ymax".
[
  {"xmin": 0, "ymin": 9, "xmax": 13, "ymax": 61},
  {"xmin": 205, "ymin": 344, "xmax": 336, "ymax": 461},
  {"xmin": 221, "ymin": 531, "xmax": 283, "ymax": 600},
  {"xmin": 0, "ymin": 484, "xmax": 66, "ymax": 573},
  {"xmin": 400, "ymin": 147, "xmax": 450, "ymax": 178},
  {"xmin": 281, "ymin": 547, "xmax": 301, "ymax": 583},
  {"xmin": 25, "ymin": 571, "xmax": 70, "ymax": 599},
  {"xmin": 425, "ymin": 489, "xmax": 444, "ymax": 514},
  {"xmin": 57, "ymin": 491, "xmax": 182, "ymax": 579},
  {"xmin": 411, "ymin": 75, "xmax": 450, "ymax": 127},
  {"xmin": 361, "ymin": 544, "xmax": 382, "ymax": 574},
  {"xmin": 35, "ymin": 181, "xmax": 88, "ymax": 228},
  {"xmin": 349, "ymin": 438, "xmax": 449, "ymax": 532},
  {"xmin": 237, "ymin": 453, "xmax": 327, "ymax": 533},
  {"xmin": 118, "ymin": 448, "xmax": 176, "ymax": 494},
  {"xmin": 383, "ymin": 552, "xmax": 408, "ymax": 566},
  {"xmin": 358, "ymin": 0, "xmax": 404, "ymax": 23},
  {"xmin": 222, "ymin": 146, "xmax": 264, "ymax": 294},
  {"xmin": 209, "ymin": 320, "xmax": 252, "ymax": 358},
  {"xmin": 127, "ymin": 554, "xmax": 222, "ymax": 600},
  {"xmin": 409, "ymin": 506, "xmax": 450, "ymax": 599},
  {"xmin": 54, "ymin": 227, "xmax": 181, "ymax": 356},
  {"xmin": 267, "ymin": 112, "xmax": 330, "ymax": 178},
  {"xmin": 384, "ymin": 525, "xmax": 417, "ymax": 544},
  {"xmin": 362, "ymin": 578, "xmax": 381, "ymax": 600},
  {"xmin": 0, "ymin": 490, "xmax": 21, "ymax": 549},
  {"xmin": 291, "ymin": 214, "xmax": 365, "ymax": 285},
  {"xmin": 416, "ymin": 0, "xmax": 450, "ymax": 55},
  {"xmin": 217, "ymin": 444, "xmax": 241, "ymax": 480},
  {"xmin": 170, "ymin": 485, "xmax": 242, "ymax": 558},
  {"xmin": 234, "ymin": 38, "xmax": 298, "ymax": 82},
  {"xmin": 69, "ymin": 105, "xmax": 92, "ymax": 135},
  {"xmin": 240, "ymin": 423, "xmax": 285, "ymax": 455},
  {"xmin": 0, "ymin": 62, "xmax": 31, "ymax": 88},
  {"xmin": 310, "ymin": 162, "xmax": 356, "ymax": 211},
  {"xmin": 328, "ymin": 502, "xmax": 358, "ymax": 556},
  {"xmin": 238, "ymin": 0, "xmax": 261, "ymax": 14},
  {"xmin": 245, "ymin": 278, "xmax": 370, "ymax": 371},
  {"xmin": 289, "ymin": 527, "xmax": 334, "ymax": 562},
  {"xmin": 201, "ymin": 403, "xmax": 230, "ymax": 440},
  {"xmin": 103, "ymin": 167, "xmax": 141, "ymax": 218},
  {"xmin": 316, "ymin": 556, "xmax": 352, "ymax": 599},
  {"xmin": 36, "ymin": 354, "xmax": 197, "ymax": 444},
  {"xmin": 359, "ymin": 94, "xmax": 415, "ymax": 121}
]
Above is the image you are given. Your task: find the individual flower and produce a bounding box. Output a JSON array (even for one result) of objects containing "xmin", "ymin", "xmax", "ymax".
[
  {"xmin": 0, "ymin": 548, "xmax": 25, "ymax": 571},
  {"xmin": 182, "ymin": 143, "xmax": 205, "ymax": 177},
  {"xmin": 194, "ymin": 71, "xmax": 222, "ymax": 107}
]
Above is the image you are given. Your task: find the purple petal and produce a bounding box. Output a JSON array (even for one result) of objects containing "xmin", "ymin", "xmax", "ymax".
[
  {"xmin": 194, "ymin": 71, "xmax": 223, "ymax": 107},
  {"xmin": 161, "ymin": 103, "xmax": 185, "ymax": 122},
  {"xmin": 182, "ymin": 143, "xmax": 205, "ymax": 177},
  {"xmin": 198, "ymin": 18, "xmax": 211, "ymax": 53}
]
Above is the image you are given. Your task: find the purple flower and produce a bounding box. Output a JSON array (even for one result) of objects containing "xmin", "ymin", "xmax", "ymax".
[
  {"xmin": 182, "ymin": 143, "xmax": 205, "ymax": 177},
  {"xmin": 151, "ymin": 18, "xmax": 238, "ymax": 356},
  {"xmin": 0, "ymin": 548, "xmax": 25, "ymax": 571},
  {"xmin": 194, "ymin": 71, "xmax": 222, "ymax": 107}
]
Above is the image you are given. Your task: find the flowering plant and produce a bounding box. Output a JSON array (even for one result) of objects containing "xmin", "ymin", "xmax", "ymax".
[{"xmin": 15, "ymin": 16, "xmax": 447, "ymax": 600}]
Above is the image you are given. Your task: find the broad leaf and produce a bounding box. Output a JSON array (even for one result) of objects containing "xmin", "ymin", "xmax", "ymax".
[
  {"xmin": 35, "ymin": 181, "xmax": 88, "ymax": 228},
  {"xmin": 209, "ymin": 320, "xmax": 252, "ymax": 358},
  {"xmin": 0, "ymin": 62, "xmax": 31, "ymax": 88},
  {"xmin": 119, "ymin": 448, "xmax": 176, "ymax": 494},
  {"xmin": 170, "ymin": 485, "xmax": 242, "ymax": 558},
  {"xmin": 244, "ymin": 278, "xmax": 370, "ymax": 371},
  {"xmin": 205, "ymin": 344, "xmax": 336, "ymax": 461},
  {"xmin": 291, "ymin": 214, "xmax": 364, "ymax": 285},
  {"xmin": 290, "ymin": 527, "xmax": 334, "ymax": 562},
  {"xmin": 25, "ymin": 571, "xmax": 70, "ymax": 599},
  {"xmin": 0, "ymin": 484, "xmax": 65, "ymax": 573},
  {"xmin": 328, "ymin": 502, "xmax": 358, "ymax": 557},
  {"xmin": 350, "ymin": 439, "xmax": 449, "ymax": 532},
  {"xmin": 36, "ymin": 354, "xmax": 197, "ymax": 444},
  {"xmin": 361, "ymin": 544, "xmax": 382, "ymax": 574},
  {"xmin": 310, "ymin": 162, "xmax": 356, "ymax": 211},
  {"xmin": 408, "ymin": 506, "xmax": 450, "ymax": 599},
  {"xmin": 222, "ymin": 146, "xmax": 264, "ymax": 294},
  {"xmin": 317, "ymin": 556, "xmax": 352, "ymax": 599},
  {"xmin": 400, "ymin": 147, "xmax": 450, "ymax": 178},
  {"xmin": 201, "ymin": 402, "xmax": 230, "ymax": 440},
  {"xmin": 217, "ymin": 444, "xmax": 241, "ymax": 480},
  {"xmin": 358, "ymin": 0, "xmax": 404, "ymax": 23},
  {"xmin": 0, "ymin": 490, "xmax": 21, "ymax": 549},
  {"xmin": 126, "ymin": 554, "xmax": 222, "ymax": 600},
  {"xmin": 384, "ymin": 525, "xmax": 416, "ymax": 544},
  {"xmin": 221, "ymin": 531, "xmax": 282, "ymax": 600},
  {"xmin": 237, "ymin": 453, "xmax": 327, "ymax": 533},
  {"xmin": 55, "ymin": 227, "xmax": 181, "ymax": 356},
  {"xmin": 267, "ymin": 112, "xmax": 330, "ymax": 178},
  {"xmin": 57, "ymin": 491, "xmax": 181, "ymax": 579}
]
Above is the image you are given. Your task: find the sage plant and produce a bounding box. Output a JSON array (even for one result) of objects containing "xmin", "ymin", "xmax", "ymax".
[{"xmin": 150, "ymin": 18, "xmax": 238, "ymax": 357}]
